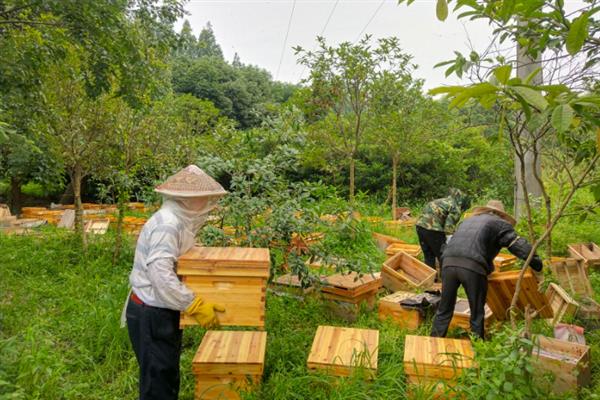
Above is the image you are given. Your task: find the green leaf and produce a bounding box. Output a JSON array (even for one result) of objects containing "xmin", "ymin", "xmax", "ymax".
[
  {"xmin": 512, "ymin": 86, "xmax": 548, "ymax": 111},
  {"xmin": 436, "ymin": 0, "xmax": 449, "ymax": 21},
  {"xmin": 566, "ymin": 12, "xmax": 589, "ymax": 55},
  {"xmin": 428, "ymin": 86, "xmax": 465, "ymax": 95},
  {"xmin": 493, "ymin": 65, "xmax": 512, "ymax": 85},
  {"xmin": 551, "ymin": 104, "xmax": 574, "ymax": 133}
]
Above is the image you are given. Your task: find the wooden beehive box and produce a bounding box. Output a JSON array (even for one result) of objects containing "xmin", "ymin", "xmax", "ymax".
[
  {"xmin": 382, "ymin": 252, "xmax": 436, "ymax": 292},
  {"xmin": 385, "ymin": 243, "xmax": 422, "ymax": 258},
  {"xmin": 531, "ymin": 335, "xmax": 591, "ymax": 395},
  {"xmin": 192, "ymin": 330, "xmax": 266, "ymax": 400},
  {"xmin": 321, "ymin": 271, "xmax": 381, "ymax": 299},
  {"xmin": 384, "ymin": 218, "xmax": 416, "ymax": 229},
  {"xmin": 404, "ymin": 335, "xmax": 474, "ymax": 387},
  {"xmin": 84, "ymin": 219, "xmax": 110, "ymax": 235},
  {"xmin": 270, "ymin": 273, "xmax": 314, "ymax": 296},
  {"xmin": 568, "ymin": 243, "xmax": 600, "ymax": 269},
  {"xmin": 449, "ymin": 298, "xmax": 494, "ymax": 332},
  {"xmin": 307, "ymin": 325, "xmax": 379, "ymax": 378},
  {"xmin": 372, "ymin": 232, "xmax": 405, "ymax": 251},
  {"xmin": 487, "ymin": 270, "xmax": 553, "ymax": 320},
  {"xmin": 378, "ymin": 291, "xmax": 423, "ymax": 329},
  {"xmin": 577, "ymin": 296, "xmax": 600, "ymax": 320},
  {"xmin": 550, "ymin": 258, "xmax": 593, "ymax": 298},
  {"xmin": 493, "ymin": 253, "xmax": 517, "ymax": 271},
  {"xmin": 545, "ymin": 283, "xmax": 579, "ymax": 326},
  {"xmin": 178, "ymin": 246, "xmax": 270, "ymax": 328}
]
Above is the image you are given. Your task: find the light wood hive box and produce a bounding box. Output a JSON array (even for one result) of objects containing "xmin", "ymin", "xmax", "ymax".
[
  {"xmin": 550, "ymin": 258, "xmax": 593, "ymax": 298},
  {"xmin": 486, "ymin": 270, "xmax": 553, "ymax": 320},
  {"xmin": 372, "ymin": 232, "xmax": 405, "ymax": 251},
  {"xmin": 385, "ymin": 243, "xmax": 422, "ymax": 258},
  {"xmin": 531, "ymin": 335, "xmax": 591, "ymax": 395},
  {"xmin": 178, "ymin": 246, "xmax": 270, "ymax": 328},
  {"xmin": 493, "ymin": 253, "xmax": 517, "ymax": 271},
  {"xmin": 321, "ymin": 272, "xmax": 381, "ymax": 321},
  {"xmin": 403, "ymin": 335, "xmax": 475, "ymax": 387},
  {"xmin": 192, "ymin": 330, "xmax": 266, "ymax": 400},
  {"xmin": 382, "ymin": 252, "xmax": 436, "ymax": 292},
  {"xmin": 568, "ymin": 242, "xmax": 600, "ymax": 270},
  {"xmin": 378, "ymin": 291, "xmax": 423, "ymax": 329},
  {"xmin": 307, "ymin": 325, "xmax": 379, "ymax": 379},
  {"xmin": 449, "ymin": 298, "xmax": 494, "ymax": 332},
  {"xmin": 545, "ymin": 283, "xmax": 579, "ymax": 326},
  {"xmin": 577, "ymin": 296, "xmax": 600, "ymax": 320}
]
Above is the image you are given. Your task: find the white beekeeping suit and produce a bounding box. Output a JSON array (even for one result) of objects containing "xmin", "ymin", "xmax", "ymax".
[{"xmin": 120, "ymin": 165, "xmax": 226, "ymax": 325}]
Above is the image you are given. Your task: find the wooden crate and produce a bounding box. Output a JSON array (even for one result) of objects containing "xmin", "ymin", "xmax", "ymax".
[
  {"xmin": 577, "ymin": 296, "xmax": 600, "ymax": 320},
  {"xmin": 192, "ymin": 330, "xmax": 266, "ymax": 400},
  {"xmin": 307, "ymin": 325, "xmax": 379, "ymax": 378},
  {"xmin": 323, "ymin": 289, "xmax": 378, "ymax": 322},
  {"xmin": 493, "ymin": 253, "xmax": 517, "ymax": 271},
  {"xmin": 385, "ymin": 243, "xmax": 422, "ymax": 258},
  {"xmin": 321, "ymin": 271, "xmax": 381, "ymax": 299},
  {"xmin": 404, "ymin": 335, "xmax": 474, "ymax": 385},
  {"xmin": 378, "ymin": 291, "xmax": 423, "ymax": 329},
  {"xmin": 382, "ymin": 252, "xmax": 436, "ymax": 292},
  {"xmin": 178, "ymin": 247, "xmax": 270, "ymax": 328},
  {"xmin": 372, "ymin": 232, "xmax": 405, "ymax": 251},
  {"xmin": 531, "ymin": 335, "xmax": 591, "ymax": 395},
  {"xmin": 486, "ymin": 270, "xmax": 553, "ymax": 320},
  {"xmin": 550, "ymin": 258, "xmax": 593, "ymax": 298},
  {"xmin": 290, "ymin": 232, "xmax": 324, "ymax": 253},
  {"xmin": 270, "ymin": 273, "xmax": 314, "ymax": 296},
  {"xmin": 449, "ymin": 298, "xmax": 494, "ymax": 332},
  {"xmin": 568, "ymin": 242, "xmax": 600, "ymax": 269},
  {"xmin": 0, "ymin": 216, "xmax": 17, "ymax": 227},
  {"xmin": 545, "ymin": 283, "xmax": 579, "ymax": 326}
]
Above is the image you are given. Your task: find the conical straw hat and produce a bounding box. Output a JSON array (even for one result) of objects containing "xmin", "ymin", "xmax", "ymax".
[
  {"xmin": 155, "ymin": 165, "xmax": 227, "ymax": 198},
  {"xmin": 471, "ymin": 200, "xmax": 516, "ymax": 226}
]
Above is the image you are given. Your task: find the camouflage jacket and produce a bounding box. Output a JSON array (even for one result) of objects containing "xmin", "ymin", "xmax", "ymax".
[{"xmin": 416, "ymin": 195, "xmax": 463, "ymax": 234}]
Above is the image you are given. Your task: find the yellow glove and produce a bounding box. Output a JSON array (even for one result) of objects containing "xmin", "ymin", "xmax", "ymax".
[{"xmin": 185, "ymin": 297, "xmax": 225, "ymax": 328}]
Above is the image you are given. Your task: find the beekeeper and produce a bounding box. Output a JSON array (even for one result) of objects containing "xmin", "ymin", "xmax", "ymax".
[{"xmin": 124, "ymin": 165, "xmax": 227, "ymax": 400}]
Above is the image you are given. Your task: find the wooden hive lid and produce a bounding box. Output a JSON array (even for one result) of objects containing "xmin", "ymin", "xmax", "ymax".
[
  {"xmin": 192, "ymin": 330, "xmax": 267, "ymax": 375},
  {"xmin": 273, "ymin": 273, "xmax": 304, "ymax": 288},
  {"xmin": 321, "ymin": 271, "xmax": 381, "ymax": 298},
  {"xmin": 178, "ymin": 246, "xmax": 270, "ymax": 277},
  {"xmin": 307, "ymin": 325, "xmax": 379, "ymax": 371},
  {"xmin": 403, "ymin": 335, "xmax": 474, "ymax": 379},
  {"xmin": 380, "ymin": 291, "xmax": 418, "ymax": 304}
]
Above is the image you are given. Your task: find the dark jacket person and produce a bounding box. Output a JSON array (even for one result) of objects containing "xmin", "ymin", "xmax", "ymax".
[{"xmin": 430, "ymin": 200, "xmax": 543, "ymax": 339}]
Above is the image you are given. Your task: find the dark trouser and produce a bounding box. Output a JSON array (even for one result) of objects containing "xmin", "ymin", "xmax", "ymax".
[
  {"xmin": 126, "ymin": 298, "xmax": 183, "ymax": 400},
  {"xmin": 430, "ymin": 266, "xmax": 488, "ymax": 339},
  {"xmin": 416, "ymin": 226, "xmax": 446, "ymax": 271}
]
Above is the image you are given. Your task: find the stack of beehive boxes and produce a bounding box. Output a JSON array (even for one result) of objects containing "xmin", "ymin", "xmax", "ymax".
[{"xmin": 178, "ymin": 246, "xmax": 270, "ymax": 399}]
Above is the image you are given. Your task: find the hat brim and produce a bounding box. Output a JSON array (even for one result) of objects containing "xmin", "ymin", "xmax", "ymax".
[
  {"xmin": 471, "ymin": 206, "xmax": 516, "ymax": 226},
  {"xmin": 154, "ymin": 188, "xmax": 228, "ymax": 198}
]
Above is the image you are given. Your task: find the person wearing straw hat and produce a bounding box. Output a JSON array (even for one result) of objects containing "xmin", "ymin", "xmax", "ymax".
[
  {"xmin": 430, "ymin": 200, "xmax": 543, "ymax": 339},
  {"xmin": 124, "ymin": 165, "xmax": 227, "ymax": 400}
]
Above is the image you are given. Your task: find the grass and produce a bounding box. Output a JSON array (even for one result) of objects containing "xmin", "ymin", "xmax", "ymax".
[{"xmin": 1, "ymin": 208, "xmax": 599, "ymax": 399}]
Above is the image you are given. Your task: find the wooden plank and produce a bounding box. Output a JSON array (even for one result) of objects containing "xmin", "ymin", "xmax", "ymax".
[
  {"xmin": 531, "ymin": 335, "xmax": 591, "ymax": 395},
  {"xmin": 372, "ymin": 232, "xmax": 405, "ymax": 251},
  {"xmin": 180, "ymin": 276, "xmax": 266, "ymax": 328},
  {"xmin": 545, "ymin": 283, "xmax": 579, "ymax": 326},
  {"xmin": 307, "ymin": 326, "xmax": 379, "ymax": 378},
  {"xmin": 378, "ymin": 291, "xmax": 423, "ymax": 329},
  {"xmin": 385, "ymin": 243, "xmax": 422, "ymax": 258},
  {"xmin": 568, "ymin": 242, "xmax": 600, "ymax": 269},
  {"xmin": 486, "ymin": 270, "xmax": 553, "ymax": 320},
  {"xmin": 403, "ymin": 335, "xmax": 474, "ymax": 382},
  {"xmin": 550, "ymin": 258, "xmax": 593, "ymax": 298},
  {"xmin": 449, "ymin": 298, "xmax": 494, "ymax": 332},
  {"xmin": 178, "ymin": 247, "xmax": 270, "ymax": 277},
  {"xmin": 381, "ymin": 252, "xmax": 436, "ymax": 292},
  {"xmin": 321, "ymin": 272, "xmax": 381, "ymax": 298}
]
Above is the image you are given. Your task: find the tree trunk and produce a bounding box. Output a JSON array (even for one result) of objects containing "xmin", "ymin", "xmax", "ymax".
[
  {"xmin": 392, "ymin": 154, "xmax": 398, "ymax": 220},
  {"xmin": 515, "ymin": 37, "xmax": 543, "ymax": 219},
  {"xmin": 71, "ymin": 165, "xmax": 85, "ymax": 244},
  {"xmin": 9, "ymin": 177, "xmax": 22, "ymax": 216},
  {"xmin": 349, "ymin": 157, "xmax": 355, "ymax": 204}
]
